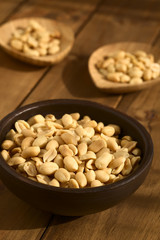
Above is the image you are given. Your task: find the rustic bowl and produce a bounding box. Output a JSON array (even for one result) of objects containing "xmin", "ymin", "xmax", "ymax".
[
  {"xmin": 0, "ymin": 18, "xmax": 74, "ymax": 66},
  {"xmin": 88, "ymin": 42, "xmax": 160, "ymax": 93},
  {"xmin": 0, "ymin": 99, "xmax": 153, "ymax": 216}
]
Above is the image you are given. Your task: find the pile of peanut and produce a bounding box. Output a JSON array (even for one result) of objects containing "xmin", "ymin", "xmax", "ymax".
[
  {"xmin": 96, "ymin": 50, "xmax": 160, "ymax": 84},
  {"xmin": 1, "ymin": 113, "xmax": 141, "ymax": 188},
  {"xmin": 9, "ymin": 20, "xmax": 61, "ymax": 57}
]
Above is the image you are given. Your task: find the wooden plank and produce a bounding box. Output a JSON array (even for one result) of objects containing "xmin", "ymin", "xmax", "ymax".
[
  {"xmin": 72, "ymin": 12, "xmax": 160, "ymax": 57},
  {"xmin": 0, "ymin": 190, "xmax": 51, "ymax": 240},
  {"xmin": 11, "ymin": 0, "xmax": 101, "ymax": 33},
  {"xmin": 101, "ymin": 0, "xmax": 160, "ymax": 21},
  {"xmin": 22, "ymin": 54, "xmax": 121, "ymax": 108},
  {"xmin": 113, "ymin": 83, "xmax": 160, "ymax": 240},
  {"xmin": 0, "ymin": 0, "xmax": 24, "ymax": 24},
  {"xmin": 0, "ymin": 2, "xmax": 51, "ymax": 240}
]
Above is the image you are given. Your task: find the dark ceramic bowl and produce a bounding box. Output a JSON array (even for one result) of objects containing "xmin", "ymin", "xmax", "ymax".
[{"xmin": 0, "ymin": 99, "xmax": 153, "ymax": 216}]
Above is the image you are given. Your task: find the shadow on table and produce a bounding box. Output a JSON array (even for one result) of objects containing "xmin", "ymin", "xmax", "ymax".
[
  {"xmin": 0, "ymin": 49, "xmax": 43, "ymax": 72},
  {"xmin": 0, "ymin": 185, "xmax": 80, "ymax": 230},
  {"xmin": 62, "ymin": 54, "xmax": 107, "ymax": 98},
  {"xmin": 0, "ymin": 187, "xmax": 159, "ymax": 230}
]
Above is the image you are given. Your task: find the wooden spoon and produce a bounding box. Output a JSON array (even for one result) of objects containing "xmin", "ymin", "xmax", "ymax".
[
  {"xmin": 0, "ymin": 17, "xmax": 74, "ymax": 66},
  {"xmin": 88, "ymin": 42, "xmax": 160, "ymax": 94}
]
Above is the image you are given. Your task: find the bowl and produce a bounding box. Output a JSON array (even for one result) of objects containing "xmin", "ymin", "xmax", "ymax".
[
  {"xmin": 88, "ymin": 42, "xmax": 160, "ymax": 93},
  {"xmin": 0, "ymin": 18, "xmax": 74, "ymax": 66},
  {"xmin": 0, "ymin": 99, "xmax": 153, "ymax": 216}
]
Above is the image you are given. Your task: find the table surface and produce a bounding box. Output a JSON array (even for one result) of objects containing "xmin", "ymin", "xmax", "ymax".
[{"xmin": 0, "ymin": 0, "xmax": 160, "ymax": 239}]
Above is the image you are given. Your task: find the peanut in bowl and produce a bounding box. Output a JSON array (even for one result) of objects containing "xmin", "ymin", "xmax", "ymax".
[
  {"xmin": 88, "ymin": 42, "xmax": 160, "ymax": 93},
  {"xmin": 0, "ymin": 99, "xmax": 153, "ymax": 216}
]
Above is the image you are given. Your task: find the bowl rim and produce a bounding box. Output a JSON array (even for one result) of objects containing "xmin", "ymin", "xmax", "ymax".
[{"xmin": 0, "ymin": 99, "xmax": 153, "ymax": 193}]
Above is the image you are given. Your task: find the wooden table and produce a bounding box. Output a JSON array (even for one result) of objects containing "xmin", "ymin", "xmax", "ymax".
[{"xmin": 0, "ymin": 0, "xmax": 160, "ymax": 239}]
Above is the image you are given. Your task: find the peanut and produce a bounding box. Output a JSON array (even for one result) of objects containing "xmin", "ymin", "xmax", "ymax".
[
  {"xmin": 88, "ymin": 139, "xmax": 106, "ymax": 153},
  {"xmin": 95, "ymin": 152, "xmax": 113, "ymax": 169},
  {"xmin": 95, "ymin": 170, "xmax": 109, "ymax": 183},
  {"xmin": 49, "ymin": 178, "xmax": 60, "ymax": 187},
  {"xmin": 22, "ymin": 146, "xmax": 40, "ymax": 158},
  {"xmin": 8, "ymin": 156, "xmax": 26, "ymax": 166},
  {"xmin": 63, "ymin": 156, "xmax": 79, "ymax": 172},
  {"xmin": 85, "ymin": 170, "xmax": 96, "ymax": 183},
  {"xmin": 96, "ymin": 50, "xmax": 160, "ymax": 84},
  {"xmin": 68, "ymin": 179, "xmax": 79, "ymax": 188},
  {"xmin": 75, "ymin": 172, "xmax": 87, "ymax": 188},
  {"xmin": 9, "ymin": 20, "xmax": 61, "ymax": 57},
  {"xmin": 54, "ymin": 168, "xmax": 70, "ymax": 183},
  {"xmin": 37, "ymin": 162, "xmax": 59, "ymax": 175},
  {"xmin": 23, "ymin": 161, "xmax": 37, "ymax": 176},
  {"xmin": 91, "ymin": 180, "xmax": 104, "ymax": 187}
]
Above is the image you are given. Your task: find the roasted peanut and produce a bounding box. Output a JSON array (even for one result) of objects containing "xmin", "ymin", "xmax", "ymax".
[
  {"xmin": 85, "ymin": 170, "xmax": 96, "ymax": 183},
  {"xmin": 112, "ymin": 163, "xmax": 124, "ymax": 175},
  {"xmin": 88, "ymin": 139, "xmax": 106, "ymax": 153},
  {"xmin": 22, "ymin": 146, "xmax": 40, "ymax": 158},
  {"xmin": 61, "ymin": 132, "xmax": 77, "ymax": 145},
  {"xmin": 122, "ymin": 158, "xmax": 132, "ymax": 175},
  {"xmin": 43, "ymin": 148, "xmax": 57, "ymax": 162},
  {"xmin": 54, "ymin": 168, "xmax": 70, "ymax": 183},
  {"xmin": 68, "ymin": 144, "xmax": 78, "ymax": 155},
  {"xmin": 37, "ymin": 162, "xmax": 59, "ymax": 175},
  {"xmin": 75, "ymin": 172, "xmax": 87, "ymax": 188},
  {"xmin": 9, "ymin": 20, "xmax": 61, "ymax": 57},
  {"xmin": 96, "ymin": 50, "xmax": 160, "ymax": 84},
  {"xmin": 68, "ymin": 179, "xmax": 79, "ymax": 188},
  {"xmin": 21, "ymin": 129, "xmax": 36, "ymax": 138},
  {"xmin": 8, "ymin": 156, "xmax": 26, "ymax": 166},
  {"xmin": 109, "ymin": 156, "xmax": 126, "ymax": 169},
  {"xmin": 23, "ymin": 161, "xmax": 37, "ymax": 176},
  {"xmin": 36, "ymin": 174, "xmax": 50, "ymax": 184},
  {"xmin": 32, "ymin": 136, "xmax": 48, "ymax": 148},
  {"xmin": 1, "ymin": 140, "xmax": 15, "ymax": 150},
  {"xmin": 63, "ymin": 156, "xmax": 78, "ymax": 172},
  {"xmin": 86, "ymin": 159, "xmax": 96, "ymax": 170},
  {"xmin": 46, "ymin": 139, "xmax": 59, "ymax": 150},
  {"xmin": 102, "ymin": 126, "xmax": 115, "ymax": 137},
  {"xmin": 95, "ymin": 170, "xmax": 109, "ymax": 183},
  {"xmin": 1, "ymin": 150, "xmax": 10, "ymax": 161},
  {"xmin": 91, "ymin": 180, "xmax": 104, "ymax": 187},
  {"xmin": 59, "ymin": 144, "xmax": 73, "ymax": 157},
  {"xmin": 62, "ymin": 114, "xmax": 73, "ymax": 127},
  {"xmin": 95, "ymin": 152, "xmax": 113, "ymax": 169},
  {"xmin": 77, "ymin": 142, "xmax": 87, "ymax": 157},
  {"xmin": 79, "ymin": 151, "xmax": 96, "ymax": 161},
  {"xmin": 96, "ymin": 147, "xmax": 110, "ymax": 158},
  {"xmin": 49, "ymin": 178, "xmax": 60, "ymax": 187}
]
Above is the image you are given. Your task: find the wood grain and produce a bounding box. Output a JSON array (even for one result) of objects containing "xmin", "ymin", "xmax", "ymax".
[
  {"xmin": 101, "ymin": 0, "xmax": 160, "ymax": 21},
  {"xmin": 11, "ymin": 0, "xmax": 101, "ymax": 33},
  {"xmin": 72, "ymin": 12, "xmax": 160, "ymax": 57},
  {"xmin": 0, "ymin": 0, "xmax": 23, "ymax": 24},
  {"xmin": 115, "ymin": 86, "xmax": 160, "ymax": 239}
]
